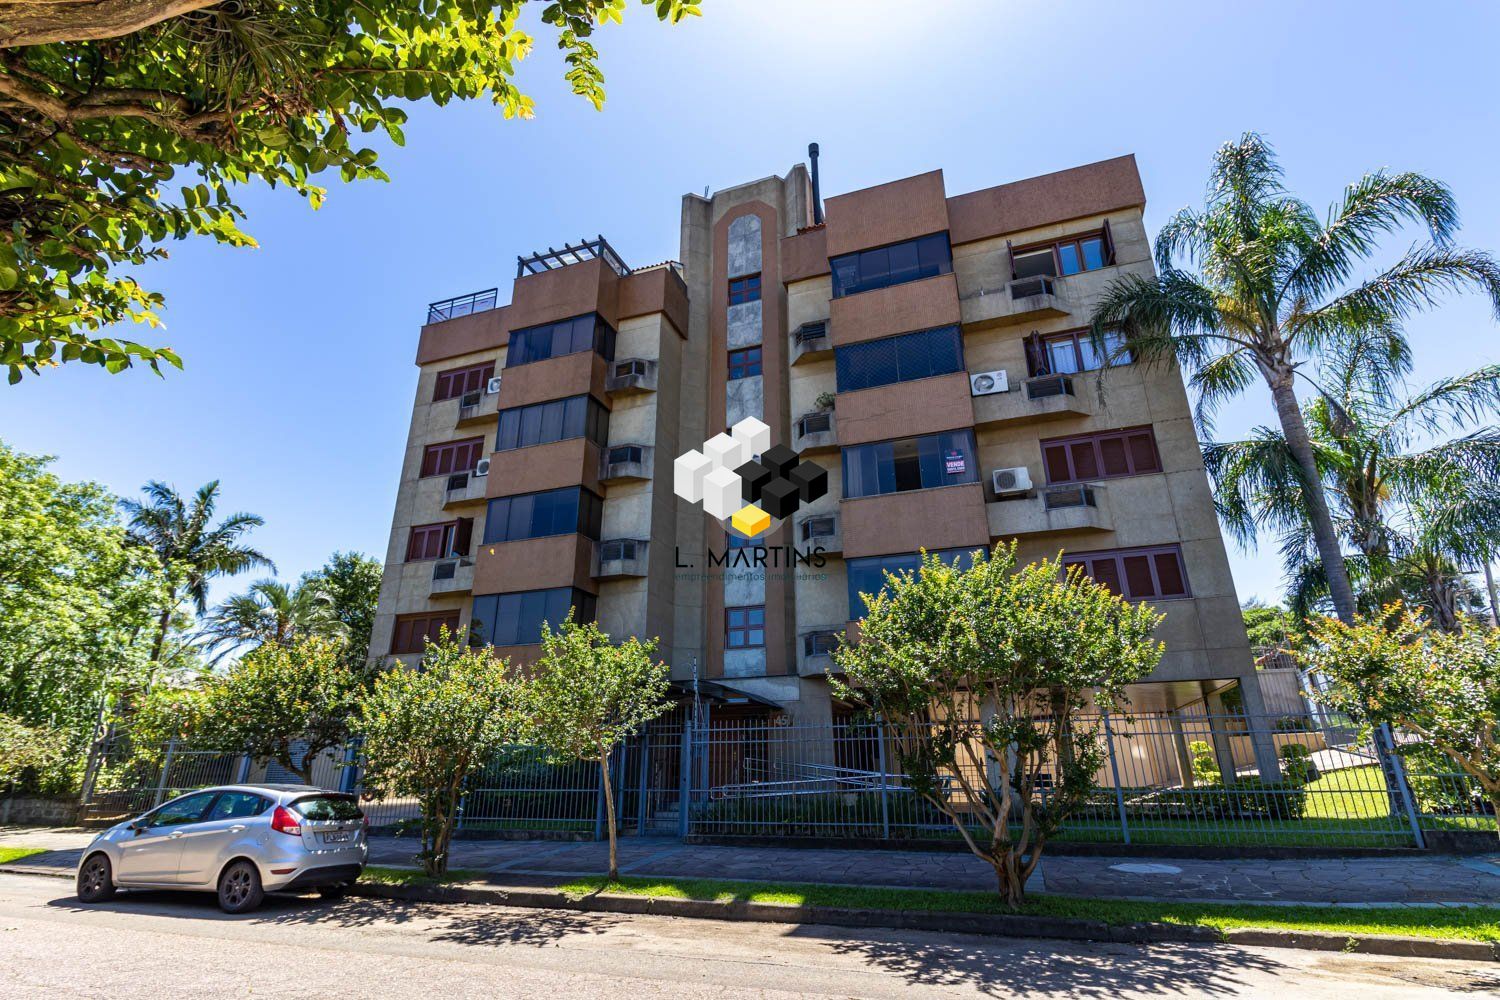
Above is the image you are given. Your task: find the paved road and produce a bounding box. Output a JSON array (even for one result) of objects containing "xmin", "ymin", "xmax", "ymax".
[{"xmin": 1, "ymin": 873, "xmax": 1495, "ymax": 999}]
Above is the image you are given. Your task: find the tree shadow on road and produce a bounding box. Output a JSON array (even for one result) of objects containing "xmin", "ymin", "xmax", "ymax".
[{"xmin": 798, "ymin": 926, "xmax": 1283, "ymax": 997}]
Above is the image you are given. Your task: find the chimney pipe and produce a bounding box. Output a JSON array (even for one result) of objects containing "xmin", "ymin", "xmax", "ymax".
[{"xmin": 808, "ymin": 142, "xmax": 824, "ymax": 226}]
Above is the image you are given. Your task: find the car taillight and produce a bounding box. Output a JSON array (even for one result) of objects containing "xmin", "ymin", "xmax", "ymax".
[{"xmin": 271, "ymin": 806, "xmax": 302, "ymax": 837}]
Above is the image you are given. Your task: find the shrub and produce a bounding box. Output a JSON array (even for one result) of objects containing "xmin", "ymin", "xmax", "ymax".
[{"xmin": 1188, "ymin": 740, "xmax": 1221, "ymax": 784}]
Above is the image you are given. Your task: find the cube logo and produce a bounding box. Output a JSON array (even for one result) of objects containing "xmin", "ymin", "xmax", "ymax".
[{"xmin": 673, "ymin": 417, "xmax": 828, "ymax": 539}]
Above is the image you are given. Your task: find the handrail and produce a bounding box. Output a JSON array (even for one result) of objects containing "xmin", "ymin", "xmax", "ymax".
[{"xmin": 427, "ymin": 288, "xmax": 498, "ymax": 324}]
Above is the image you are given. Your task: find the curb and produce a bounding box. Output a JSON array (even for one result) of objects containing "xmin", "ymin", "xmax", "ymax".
[
  {"xmin": 5, "ymin": 863, "xmax": 1495, "ymax": 962},
  {"xmin": 348, "ymin": 878, "xmax": 1500, "ymax": 963}
]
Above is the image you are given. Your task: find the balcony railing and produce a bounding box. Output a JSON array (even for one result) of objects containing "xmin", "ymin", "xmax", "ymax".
[
  {"xmin": 605, "ymin": 358, "xmax": 658, "ymax": 394},
  {"xmin": 594, "ymin": 538, "xmax": 649, "ymax": 578},
  {"xmin": 427, "ymin": 288, "xmax": 498, "ymax": 324},
  {"xmin": 1010, "ymin": 275, "xmax": 1057, "ymax": 299}
]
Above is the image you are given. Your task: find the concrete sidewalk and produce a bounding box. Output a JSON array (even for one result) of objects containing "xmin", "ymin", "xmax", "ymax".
[{"xmin": 6, "ymin": 825, "xmax": 1498, "ymax": 906}]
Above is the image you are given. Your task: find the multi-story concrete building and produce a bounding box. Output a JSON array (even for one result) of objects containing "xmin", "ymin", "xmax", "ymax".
[{"xmin": 371, "ymin": 150, "xmax": 1274, "ymax": 728}]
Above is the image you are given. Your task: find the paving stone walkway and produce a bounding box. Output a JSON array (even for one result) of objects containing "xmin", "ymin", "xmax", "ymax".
[{"xmin": 7, "ymin": 826, "xmax": 1498, "ymax": 906}]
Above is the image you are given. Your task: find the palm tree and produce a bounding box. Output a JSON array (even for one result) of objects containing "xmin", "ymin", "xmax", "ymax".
[
  {"xmin": 198, "ymin": 579, "xmax": 346, "ymax": 662},
  {"xmin": 1092, "ymin": 133, "xmax": 1500, "ymax": 624},
  {"xmin": 1205, "ymin": 334, "xmax": 1500, "ymax": 627},
  {"xmin": 120, "ymin": 481, "xmax": 274, "ymax": 677}
]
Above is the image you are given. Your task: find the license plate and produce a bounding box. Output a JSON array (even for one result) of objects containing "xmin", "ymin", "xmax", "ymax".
[{"xmin": 322, "ymin": 832, "xmax": 352, "ymax": 844}]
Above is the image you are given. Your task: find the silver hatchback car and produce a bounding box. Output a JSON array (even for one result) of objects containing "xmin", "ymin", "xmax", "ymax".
[{"xmin": 75, "ymin": 784, "xmax": 368, "ymax": 913}]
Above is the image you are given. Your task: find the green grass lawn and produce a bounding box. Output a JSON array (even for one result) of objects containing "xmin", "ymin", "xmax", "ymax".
[
  {"xmin": 553, "ymin": 874, "xmax": 1500, "ymax": 944},
  {"xmin": 360, "ymin": 865, "xmax": 483, "ymax": 887},
  {"xmin": 0, "ymin": 847, "xmax": 47, "ymax": 865}
]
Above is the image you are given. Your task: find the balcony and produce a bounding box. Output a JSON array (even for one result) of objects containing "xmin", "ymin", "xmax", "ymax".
[
  {"xmin": 959, "ymin": 275, "xmax": 1071, "ymax": 330},
  {"xmin": 792, "ymin": 410, "xmax": 837, "ymax": 453},
  {"xmin": 971, "ymin": 372, "xmax": 1091, "ymax": 428},
  {"xmin": 831, "ymin": 272, "xmax": 961, "ymax": 347},
  {"xmin": 842, "ymin": 482, "xmax": 990, "ymax": 559},
  {"xmin": 796, "ymin": 628, "xmax": 844, "ymax": 677},
  {"xmin": 427, "ymin": 288, "xmax": 498, "ymax": 325},
  {"xmin": 455, "ymin": 387, "xmax": 500, "ymax": 427},
  {"xmin": 599, "ymin": 444, "xmax": 653, "ymax": 483},
  {"xmin": 442, "ymin": 469, "xmax": 489, "ymax": 510},
  {"xmin": 429, "ymin": 558, "xmax": 474, "ymax": 596},
  {"xmin": 795, "ymin": 511, "xmax": 841, "ymax": 554},
  {"xmin": 987, "ymin": 482, "xmax": 1113, "ymax": 537},
  {"xmin": 789, "ymin": 320, "xmax": 832, "ymax": 365},
  {"xmin": 605, "ymin": 358, "xmax": 658, "ymax": 395},
  {"xmin": 594, "ymin": 538, "xmax": 649, "ymax": 579}
]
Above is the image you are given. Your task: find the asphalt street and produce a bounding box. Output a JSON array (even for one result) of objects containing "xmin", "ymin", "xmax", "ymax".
[{"xmin": 0, "ymin": 873, "xmax": 1495, "ymax": 998}]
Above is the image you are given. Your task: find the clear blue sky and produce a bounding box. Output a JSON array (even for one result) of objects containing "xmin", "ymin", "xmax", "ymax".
[{"xmin": 3, "ymin": 0, "xmax": 1497, "ymax": 607}]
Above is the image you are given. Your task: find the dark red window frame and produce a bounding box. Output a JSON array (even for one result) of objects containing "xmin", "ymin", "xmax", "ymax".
[
  {"xmin": 1008, "ymin": 221, "xmax": 1116, "ymax": 279},
  {"xmin": 1063, "ymin": 545, "xmax": 1190, "ymax": 601},
  {"xmin": 726, "ymin": 605, "xmax": 765, "ymax": 648},
  {"xmin": 728, "ymin": 346, "xmax": 762, "ymax": 380},
  {"xmin": 406, "ymin": 521, "xmax": 455, "ymax": 561},
  {"xmin": 433, "ymin": 362, "xmax": 495, "ymax": 402},
  {"xmin": 729, "ymin": 273, "xmax": 762, "ymax": 305},
  {"xmin": 390, "ymin": 611, "xmax": 461, "ymax": 654},
  {"xmin": 420, "ymin": 437, "xmax": 484, "ymax": 478},
  {"xmin": 1042, "ymin": 426, "xmax": 1161, "ymax": 484}
]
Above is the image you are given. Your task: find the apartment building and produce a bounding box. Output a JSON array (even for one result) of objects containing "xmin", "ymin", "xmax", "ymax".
[{"xmin": 370, "ymin": 150, "xmax": 1274, "ymax": 728}]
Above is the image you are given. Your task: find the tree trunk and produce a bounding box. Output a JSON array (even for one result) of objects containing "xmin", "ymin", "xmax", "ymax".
[
  {"xmin": 1483, "ymin": 560, "xmax": 1499, "ymax": 628},
  {"xmin": 600, "ymin": 750, "xmax": 618, "ymax": 881},
  {"xmin": 0, "ymin": 0, "xmax": 218, "ymax": 48},
  {"xmin": 1268, "ymin": 378, "xmax": 1357, "ymax": 624},
  {"xmin": 146, "ymin": 587, "xmax": 176, "ymax": 682}
]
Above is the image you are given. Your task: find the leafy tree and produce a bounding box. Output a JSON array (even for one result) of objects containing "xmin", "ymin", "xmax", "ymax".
[
  {"xmin": 198, "ymin": 578, "xmax": 345, "ymax": 662},
  {"xmin": 194, "ymin": 635, "xmax": 362, "ymax": 784},
  {"xmin": 1207, "ymin": 332, "xmax": 1500, "ymax": 629},
  {"xmin": 301, "ymin": 552, "xmax": 382, "ymax": 669},
  {"xmin": 0, "ymin": 442, "xmax": 166, "ymax": 744},
  {"xmin": 357, "ymin": 630, "xmax": 519, "ymax": 875},
  {"xmin": 1092, "ymin": 133, "xmax": 1500, "ymax": 627},
  {"xmin": 0, "ymin": 0, "xmax": 701, "ymax": 382},
  {"xmin": 1298, "ymin": 606, "xmax": 1500, "ymax": 838},
  {"xmin": 832, "ymin": 544, "xmax": 1163, "ymax": 907},
  {"xmin": 0, "ymin": 713, "xmax": 70, "ymax": 793},
  {"xmin": 1241, "ymin": 599, "xmax": 1297, "ymax": 651},
  {"xmin": 120, "ymin": 479, "xmax": 272, "ymax": 676},
  {"xmin": 524, "ymin": 616, "xmax": 672, "ymax": 880}
]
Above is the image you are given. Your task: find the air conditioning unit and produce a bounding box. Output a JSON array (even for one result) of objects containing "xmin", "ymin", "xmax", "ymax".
[
  {"xmin": 485, "ymin": 376, "xmax": 502, "ymax": 394},
  {"xmin": 991, "ymin": 466, "xmax": 1032, "ymax": 496},
  {"xmin": 474, "ymin": 458, "xmax": 491, "ymax": 477},
  {"xmin": 970, "ymin": 370, "xmax": 1010, "ymax": 396}
]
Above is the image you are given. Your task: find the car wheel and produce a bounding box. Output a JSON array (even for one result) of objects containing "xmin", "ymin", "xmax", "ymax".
[
  {"xmin": 217, "ymin": 860, "xmax": 264, "ymax": 914},
  {"xmin": 317, "ymin": 882, "xmax": 350, "ymax": 900},
  {"xmin": 76, "ymin": 854, "xmax": 116, "ymax": 903}
]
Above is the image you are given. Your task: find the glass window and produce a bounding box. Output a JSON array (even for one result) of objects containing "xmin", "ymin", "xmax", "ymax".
[
  {"xmin": 420, "ymin": 439, "xmax": 484, "ymax": 478},
  {"xmin": 835, "ymin": 326, "xmax": 964, "ymax": 393},
  {"xmin": 728, "ymin": 347, "xmax": 762, "ymax": 380},
  {"xmin": 1038, "ymin": 329, "xmax": 1131, "ymax": 377},
  {"xmin": 207, "ymin": 792, "xmax": 268, "ymax": 822},
  {"xmin": 470, "ymin": 588, "xmax": 597, "ymax": 647},
  {"xmin": 483, "ymin": 488, "xmax": 600, "ymax": 543},
  {"xmin": 1057, "ymin": 242, "xmax": 1082, "ymax": 275},
  {"xmin": 506, "ymin": 314, "xmax": 615, "ymax": 367},
  {"xmin": 149, "ymin": 792, "xmax": 217, "ymax": 828},
  {"xmin": 496, "ymin": 396, "xmax": 608, "ymax": 451},
  {"xmin": 1012, "ymin": 231, "xmax": 1112, "ymax": 283},
  {"xmin": 726, "ymin": 605, "xmax": 765, "ymax": 648},
  {"xmin": 846, "ymin": 548, "xmax": 977, "ymax": 619},
  {"xmin": 406, "ymin": 521, "xmax": 456, "ymax": 561},
  {"xmin": 391, "ymin": 612, "xmax": 459, "ymax": 654},
  {"xmin": 291, "ymin": 795, "xmax": 362, "ymax": 821},
  {"xmin": 830, "ymin": 232, "xmax": 953, "ymax": 298},
  {"xmin": 1081, "ymin": 236, "xmax": 1107, "ymax": 271},
  {"xmin": 1012, "ymin": 248, "xmax": 1057, "ymax": 280},
  {"xmin": 842, "ymin": 429, "xmax": 979, "ymax": 499},
  {"xmin": 729, "ymin": 274, "xmax": 762, "ymax": 305}
]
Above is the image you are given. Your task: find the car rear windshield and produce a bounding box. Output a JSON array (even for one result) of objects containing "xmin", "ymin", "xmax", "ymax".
[{"xmin": 291, "ymin": 795, "xmax": 362, "ymax": 821}]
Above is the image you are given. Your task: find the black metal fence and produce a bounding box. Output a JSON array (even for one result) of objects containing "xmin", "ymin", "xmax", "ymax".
[{"xmin": 77, "ymin": 712, "xmax": 1494, "ymax": 849}]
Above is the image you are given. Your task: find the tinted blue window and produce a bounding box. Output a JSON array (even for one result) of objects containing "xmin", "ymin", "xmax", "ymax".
[
  {"xmin": 841, "ymin": 429, "xmax": 978, "ymax": 499},
  {"xmin": 506, "ymin": 314, "xmax": 616, "ymax": 367},
  {"xmin": 830, "ymin": 232, "xmax": 952, "ymax": 298},
  {"xmin": 470, "ymin": 588, "xmax": 598, "ymax": 646},
  {"xmin": 835, "ymin": 326, "xmax": 964, "ymax": 393},
  {"xmin": 496, "ymin": 395, "xmax": 609, "ymax": 451},
  {"xmin": 482, "ymin": 488, "xmax": 602, "ymax": 544},
  {"xmin": 846, "ymin": 548, "xmax": 977, "ymax": 619}
]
